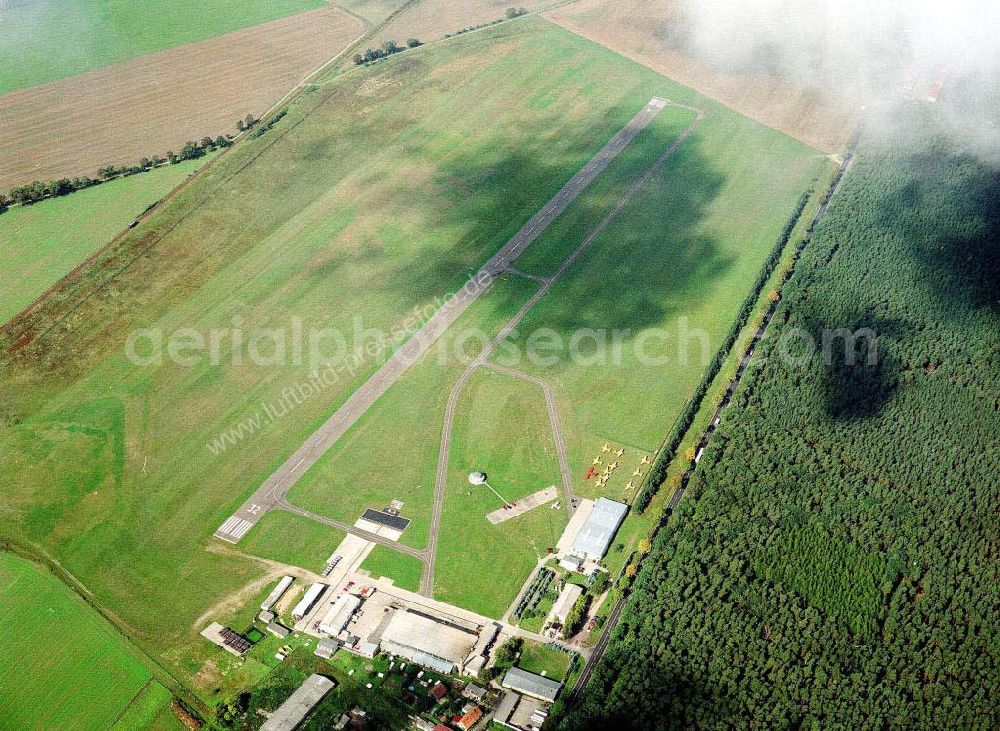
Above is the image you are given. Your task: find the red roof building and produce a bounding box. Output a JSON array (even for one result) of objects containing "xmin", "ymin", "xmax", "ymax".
[{"xmin": 457, "ymin": 706, "xmax": 482, "ymax": 730}]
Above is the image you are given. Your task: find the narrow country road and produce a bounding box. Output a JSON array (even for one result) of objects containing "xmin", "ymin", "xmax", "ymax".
[{"xmin": 567, "ymin": 137, "xmax": 858, "ymax": 705}]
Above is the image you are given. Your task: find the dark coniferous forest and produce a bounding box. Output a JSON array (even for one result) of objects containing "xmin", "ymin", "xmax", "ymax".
[{"xmin": 561, "ymin": 107, "xmax": 1000, "ymax": 729}]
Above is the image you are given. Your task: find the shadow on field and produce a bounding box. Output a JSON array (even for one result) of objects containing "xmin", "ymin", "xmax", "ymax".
[{"xmin": 387, "ymin": 122, "xmax": 732, "ymax": 340}]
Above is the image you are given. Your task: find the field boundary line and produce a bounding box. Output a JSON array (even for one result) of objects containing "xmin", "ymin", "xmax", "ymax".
[
  {"xmin": 0, "ymin": 537, "xmax": 207, "ymax": 719},
  {"xmin": 0, "ymin": 0, "xmax": 420, "ymax": 350}
]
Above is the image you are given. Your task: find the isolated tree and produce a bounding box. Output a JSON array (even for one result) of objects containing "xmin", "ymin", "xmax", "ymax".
[{"xmin": 406, "ymin": 37, "xmax": 421, "ymax": 48}]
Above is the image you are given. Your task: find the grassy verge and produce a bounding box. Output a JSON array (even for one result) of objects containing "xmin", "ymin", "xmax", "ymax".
[
  {"xmin": 360, "ymin": 546, "xmax": 425, "ymax": 592},
  {"xmin": 0, "ymin": 156, "xmax": 210, "ymax": 325}
]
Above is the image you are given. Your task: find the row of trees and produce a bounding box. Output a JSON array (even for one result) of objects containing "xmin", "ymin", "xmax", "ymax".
[
  {"xmin": 560, "ymin": 111, "xmax": 1000, "ymax": 728},
  {"xmin": 2, "ymin": 135, "xmax": 232, "ymax": 210},
  {"xmin": 0, "ymin": 112, "xmax": 265, "ymax": 213},
  {"xmin": 353, "ymin": 38, "xmax": 421, "ymax": 65}
]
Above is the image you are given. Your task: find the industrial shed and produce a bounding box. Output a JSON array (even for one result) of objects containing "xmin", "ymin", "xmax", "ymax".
[
  {"xmin": 549, "ymin": 583, "xmax": 583, "ymax": 625},
  {"xmin": 261, "ymin": 575, "xmax": 293, "ymax": 611},
  {"xmin": 570, "ymin": 497, "xmax": 628, "ymax": 560},
  {"xmin": 380, "ymin": 610, "xmax": 478, "ymax": 674},
  {"xmin": 292, "ymin": 583, "xmax": 326, "ymax": 620},
  {"xmin": 319, "ymin": 593, "xmax": 361, "ymax": 636},
  {"xmin": 260, "ymin": 674, "xmax": 335, "ymax": 731},
  {"xmin": 501, "ymin": 667, "xmax": 562, "ymax": 703}
]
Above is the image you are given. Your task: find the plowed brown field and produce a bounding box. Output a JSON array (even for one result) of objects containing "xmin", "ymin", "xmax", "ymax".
[
  {"xmin": 0, "ymin": 7, "xmax": 363, "ymax": 190},
  {"xmin": 370, "ymin": 0, "xmax": 550, "ymax": 48},
  {"xmin": 544, "ymin": 0, "xmax": 856, "ymax": 154}
]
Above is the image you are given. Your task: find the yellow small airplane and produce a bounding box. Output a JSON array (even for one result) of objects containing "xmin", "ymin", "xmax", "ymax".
[
  {"xmin": 616, "ymin": 448, "xmax": 625, "ymax": 457},
  {"xmin": 633, "ymin": 468, "xmax": 642, "ymax": 477},
  {"xmin": 640, "ymin": 455, "xmax": 652, "ymax": 465},
  {"xmin": 592, "ymin": 456, "xmax": 603, "ymax": 465},
  {"xmin": 625, "ymin": 481, "xmax": 635, "ymax": 490},
  {"xmin": 601, "ymin": 443, "xmax": 611, "ymax": 453},
  {"xmin": 611, "ymin": 461, "xmax": 620, "ymax": 470}
]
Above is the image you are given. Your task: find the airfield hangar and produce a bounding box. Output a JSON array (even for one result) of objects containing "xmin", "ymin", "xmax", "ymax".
[
  {"xmin": 570, "ymin": 497, "xmax": 628, "ymax": 561},
  {"xmin": 379, "ymin": 609, "xmax": 479, "ymax": 675}
]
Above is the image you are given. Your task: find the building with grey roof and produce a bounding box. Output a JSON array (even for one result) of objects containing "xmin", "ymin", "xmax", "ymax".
[
  {"xmin": 380, "ymin": 609, "xmax": 479, "ymax": 675},
  {"xmin": 266, "ymin": 621, "xmax": 291, "ymax": 639},
  {"xmin": 549, "ymin": 583, "xmax": 583, "ymax": 626},
  {"xmin": 315, "ymin": 638, "xmax": 341, "ymax": 659},
  {"xmin": 569, "ymin": 497, "xmax": 628, "ymax": 561},
  {"xmin": 260, "ymin": 674, "xmax": 335, "ymax": 731},
  {"xmin": 261, "ymin": 576, "xmax": 294, "ymax": 612},
  {"xmin": 501, "ymin": 667, "xmax": 561, "ymax": 703}
]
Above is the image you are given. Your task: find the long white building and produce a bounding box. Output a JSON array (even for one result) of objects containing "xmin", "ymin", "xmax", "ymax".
[
  {"xmin": 318, "ymin": 593, "xmax": 361, "ymax": 636},
  {"xmin": 292, "ymin": 583, "xmax": 326, "ymax": 620}
]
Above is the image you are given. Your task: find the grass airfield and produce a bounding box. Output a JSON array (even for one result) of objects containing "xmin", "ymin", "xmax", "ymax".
[{"xmin": 0, "ymin": 15, "xmax": 828, "ymax": 707}]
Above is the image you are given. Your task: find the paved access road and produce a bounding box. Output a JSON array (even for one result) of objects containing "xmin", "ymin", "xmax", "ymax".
[
  {"xmin": 214, "ymin": 98, "xmax": 675, "ymax": 544},
  {"xmin": 567, "ymin": 136, "xmax": 859, "ymax": 706}
]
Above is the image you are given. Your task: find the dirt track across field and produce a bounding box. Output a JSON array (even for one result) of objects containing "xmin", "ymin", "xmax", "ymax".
[
  {"xmin": 0, "ymin": 7, "xmax": 363, "ymax": 190},
  {"xmin": 368, "ymin": 0, "xmax": 553, "ymax": 48},
  {"xmin": 544, "ymin": 0, "xmax": 856, "ymax": 154}
]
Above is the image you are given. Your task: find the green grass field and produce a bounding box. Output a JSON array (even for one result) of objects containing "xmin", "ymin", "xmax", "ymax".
[
  {"xmin": 0, "ymin": 0, "xmax": 325, "ymax": 93},
  {"xmin": 434, "ymin": 367, "xmax": 568, "ymax": 616},
  {"xmin": 517, "ymin": 640, "xmax": 572, "ymax": 681},
  {"xmin": 0, "ymin": 16, "xmax": 827, "ymax": 702},
  {"xmin": 0, "ymin": 553, "xmax": 178, "ymax": 730},
  {"xmin": 240, "ymin": 510, "xmax": 345, "ymax": 572},
  {"xmin": 359, "ymin": 546, "xmax": 424, "ymax": 592},
  {"xmin": 0, "ymin": 158, "xmax": 209, "ymax": 326},
  {"xmin": 287, "ymin": 274, "xmax": 538, "ymax": 550}
]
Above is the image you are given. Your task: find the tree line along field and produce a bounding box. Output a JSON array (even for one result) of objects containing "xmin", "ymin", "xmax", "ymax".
[
  {"xmin": 561, "ymin": 105, "xmax": 1000, "ymax": 729},
  {"xmin": 0, "ymin": 17, "xmax": 825, "ymax": 706},
  {"xmin": 0, "ymin": 552, "xmax": 180, "ymax": 730},
  {"xmin": 0, "ymin": 156, "xmax": 209, "ymax": 326},
  {"xmin": 0, "ymin": 0, "xmax": 326, "ymax": 93}
]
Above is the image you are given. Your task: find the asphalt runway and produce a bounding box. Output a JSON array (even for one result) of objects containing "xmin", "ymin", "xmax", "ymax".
[{"xmin": 214, "ymin": 98, "xmax": 675, "ymax": 546}]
